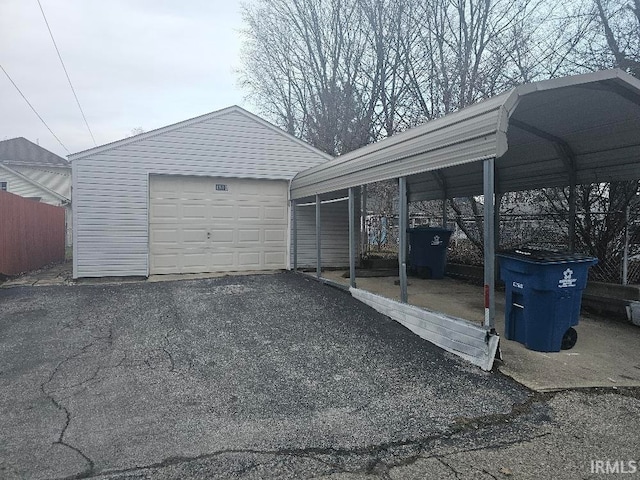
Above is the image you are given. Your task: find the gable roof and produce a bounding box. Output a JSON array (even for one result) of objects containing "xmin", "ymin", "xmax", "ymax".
[
  {"xmin": 68, "ymin": 105, "xmax": 333, "ymax": 161},
  {"xmin": 0, "ymin": 137, "xmax": 69, "ymax": 167}
]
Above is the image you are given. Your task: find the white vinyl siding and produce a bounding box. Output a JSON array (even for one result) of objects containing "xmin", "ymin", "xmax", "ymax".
[
  {"xmin": 0, "ymin": 167, "xmax": 62, "ymax": 204},
  {"xmin": 293, "ymin": 198, "xmax": 360, "ymax": 268},
  {"xmin": 149, "ymin": 175, "xmax": 288, "ymax": 274},
  {"xmin": 72, "ymin": 108, "xmax": 329, "ymax": 278},
  {"xmin": 11, "ymin": 166, "xmax": 71, "ymax": 200}
]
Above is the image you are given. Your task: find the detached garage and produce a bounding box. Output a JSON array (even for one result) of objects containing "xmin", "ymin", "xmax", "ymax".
[{"xmin": 70, "ymin": 106, "xmax": 331, "ymax": 278}]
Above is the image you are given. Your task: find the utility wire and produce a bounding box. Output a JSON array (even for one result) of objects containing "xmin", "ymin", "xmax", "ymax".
[
  {"xmin": 36, "ymin": 0, "xmax": 96, "ymax": 146},
  {"xmin": 0, "ymin": 63, "xmax": 70, "ymax": 154}
]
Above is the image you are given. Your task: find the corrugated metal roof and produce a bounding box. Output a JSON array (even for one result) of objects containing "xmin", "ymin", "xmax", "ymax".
[
  {"xmin": 0, "ymin": 137, "xmax": 68, "ymax": 167},
  {"xmin": 291, "ymin": 69, "xmax": 640, "ymax": 201}
]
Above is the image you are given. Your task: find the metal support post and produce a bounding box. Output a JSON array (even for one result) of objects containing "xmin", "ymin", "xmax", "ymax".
[
  {"xmin": 398, "ymin": 177, "xmax": 408, "ymax": 303},
  {"xmin": 316, "ymin": 194, "xmax": 321, "ymax": 278},
  {"xmin": 292, "ymin": 200, "xmax": 297, "ymax": 272},
  {"xmin": 348, "ymin": 187, "xmax": 356, "ymax": 288},
  {"xmin": 494, "ymin": 192, "xmax": 502, "ymax": 249},
  {"xmin": 483, "ymin": 158, "xmax": 496, "ymax": 329},
  {"xmin": 362, "ymin": 185, "xmax": 368, "ymax": 255}
]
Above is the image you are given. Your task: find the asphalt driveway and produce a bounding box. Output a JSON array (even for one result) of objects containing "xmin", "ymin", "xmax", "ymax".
[
  {"xmin": 0, "ymin": 272, "xmax": 530, "ymax": 479},
  {"xmin": 5, "ymin": 273, "xmax": 638, "ymax": 479}
]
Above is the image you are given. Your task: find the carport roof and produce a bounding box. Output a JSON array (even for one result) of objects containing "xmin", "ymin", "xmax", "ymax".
[{"xmin": 290, "ymin": 69, "xmax": 640, "ymax": 202}]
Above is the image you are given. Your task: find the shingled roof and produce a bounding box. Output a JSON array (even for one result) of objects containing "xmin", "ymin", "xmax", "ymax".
[{"xmin": 0, "ymin": 137, "xmax": 68, "ymax": 167}]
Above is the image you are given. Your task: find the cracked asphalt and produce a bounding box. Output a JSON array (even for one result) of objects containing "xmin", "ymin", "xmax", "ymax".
[{"xmin": 1, "ymin": 272, "xmax": 638, "ymax": 479}]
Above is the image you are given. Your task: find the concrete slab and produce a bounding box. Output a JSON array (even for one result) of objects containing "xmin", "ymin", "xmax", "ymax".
[
  {"xmin": 320, "ymin": 270, "xmax": 640, "ymax": 391},
  {"xmin": 0, "ymin": 262, "xmax": 284, "ymax": 289},
  {"xmin": 147, "ymin": 270, "xmax": 283, "ymax": 283}
]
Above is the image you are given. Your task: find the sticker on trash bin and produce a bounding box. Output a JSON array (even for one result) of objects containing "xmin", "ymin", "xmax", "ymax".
[
  {"xmin": 558, "ymin": 268, "xmax": 577, "ymax": 288},
  {"xmin": 513, "ymin": 281, "xmax": 524, "ymax": 289},
  {"xmin": 431, "ymin": 235, "xmax": 442, "ymax": 246}
]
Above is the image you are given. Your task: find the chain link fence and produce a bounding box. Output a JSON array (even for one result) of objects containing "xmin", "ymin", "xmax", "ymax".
[
  {"xmin": 449, "ymin": 211, "xmax": 640, "ymax": 284},
  {"xmin": 363, "ymin": 209, "xmax": 640, "ymax": 285}
]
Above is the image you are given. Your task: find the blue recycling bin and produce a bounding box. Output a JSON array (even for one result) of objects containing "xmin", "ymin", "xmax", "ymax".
[
  {"xmin": 408, "ymin": 227, "xmax": 453, "ymax": 279},
  {"xmin": 498, "ymin": 248, "xmax": 597, "ymax": 352}
]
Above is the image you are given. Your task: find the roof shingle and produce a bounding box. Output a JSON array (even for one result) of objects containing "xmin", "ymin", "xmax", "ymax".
[{"xmin": 0, "ymin": 137, "xmax": 68, "ymax": 167}]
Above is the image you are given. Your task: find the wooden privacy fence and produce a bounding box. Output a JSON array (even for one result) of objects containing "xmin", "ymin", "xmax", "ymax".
[{"xmin": 0, "ymin": 191, "xmax": 66, "ymax": 275}]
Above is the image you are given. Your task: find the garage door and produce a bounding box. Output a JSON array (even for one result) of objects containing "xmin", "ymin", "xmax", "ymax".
[{"xmin": 149, "ymin": 175, "xmax": 288, "ymax": 274}]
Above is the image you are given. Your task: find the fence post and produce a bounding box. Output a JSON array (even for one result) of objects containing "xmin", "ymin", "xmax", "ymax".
[
  {"xmin": 623, "ymin": 204, "xmax": 630, "ymax": 286},
  {"xmin": 442, "ymin": 197, "xmax": 448, "ymax": 228},
  {"xmin": 568, "ymin": 178, "xmax": 577, "ymax": 253}
]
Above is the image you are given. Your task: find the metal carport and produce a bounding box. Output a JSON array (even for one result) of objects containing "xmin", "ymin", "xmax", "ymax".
[{"xmin": 289, "ymin": 69, "xmax": 640, "ymax": 370}]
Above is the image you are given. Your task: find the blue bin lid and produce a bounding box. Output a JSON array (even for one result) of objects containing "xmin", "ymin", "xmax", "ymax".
[{"xmin": 497, "ymin": 247, "xmax": 597, "ymax": 265}]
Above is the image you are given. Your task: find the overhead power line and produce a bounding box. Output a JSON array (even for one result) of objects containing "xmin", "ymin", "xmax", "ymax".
[
  {"xmin": 0, "ymin": 63, "xmax": 70, "ymax": 154},
  {"xmin": 37, "ymin": 0, "xmax": 96, "ymax": 146}
]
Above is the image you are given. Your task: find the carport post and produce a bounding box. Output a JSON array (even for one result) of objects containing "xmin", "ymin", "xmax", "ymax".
[
  {"xmin": 494, "ymin": 193, "xmax": 501, "ymax": 247},
  {"xmin": 316, "ymin": 194, "xmax": 321, "ymax": 278},
  {"xmin": 398, "ymin": 177, "xmax": 408, "ymax": 303},
  {"xmin": 483, "ymin": 158, "xmax": 496, "ymax": 329},
  {"xmin": 362, "ymin": 185, "xmax": 368, "ymax": 255},
  {"xmin": 292, "ymin": 200, "xmax": 297, "ymax": 272},
  {"xmin": 348, "ymin": 187, "xmax": 356, "ymax": 288},
  {"xmin": 494, "ymin": 192, "xmax": 502, "ymax": 274}
]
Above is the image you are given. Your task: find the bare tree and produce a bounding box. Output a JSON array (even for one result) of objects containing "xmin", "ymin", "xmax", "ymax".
[
  {"xmin": 557, "ymin": 0, "xmax": 640, "ymax": 75},
  {"xmin": 238, "ymin": 0, "xmax": 640, "ymax": 269},
  {"xmin": 593, "ymin": 0, "xmax": 640, "ymax": 75},
  {"xmin": 241, "ymin": 0, "xmax": 383, "ymax": 155},
  {"xmin": 240, "ymin": 0, "xmax": 572, "ymax": 148}
]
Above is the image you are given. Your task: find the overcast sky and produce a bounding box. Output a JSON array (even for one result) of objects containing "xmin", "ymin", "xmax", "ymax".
[{"xmin": 1, "ymin": 0, "xmax": 253, "ymax": 158}]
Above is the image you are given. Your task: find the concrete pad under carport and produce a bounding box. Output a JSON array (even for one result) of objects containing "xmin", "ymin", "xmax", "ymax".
[{"xmin": 319, "ymin": 270, "xmax": 640, "ymax": 391}]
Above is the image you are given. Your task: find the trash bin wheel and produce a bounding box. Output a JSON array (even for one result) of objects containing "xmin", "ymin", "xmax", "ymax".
[{"xmin": 561, "ymin": 327, "xmax": 578, "ymax": 350}]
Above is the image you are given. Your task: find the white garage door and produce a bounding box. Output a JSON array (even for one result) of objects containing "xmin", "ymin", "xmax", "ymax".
[{"xmin": 149, "ymin": 175, "xmax": 288, "ymax": 275}]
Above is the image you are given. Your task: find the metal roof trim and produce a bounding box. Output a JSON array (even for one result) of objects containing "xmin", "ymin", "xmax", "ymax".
[{"xmin": 293, "ymin": 93, "xmax": 510, "ymax": 182}]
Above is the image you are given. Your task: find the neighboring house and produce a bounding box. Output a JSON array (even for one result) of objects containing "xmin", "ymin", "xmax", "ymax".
[
  {"xmin": 70, "ymin": 106, "xmax": 334, "ymax": 279},
  {"xmin": 0, "ymin": 137, "xmax": 72, "ymax": 245}
]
